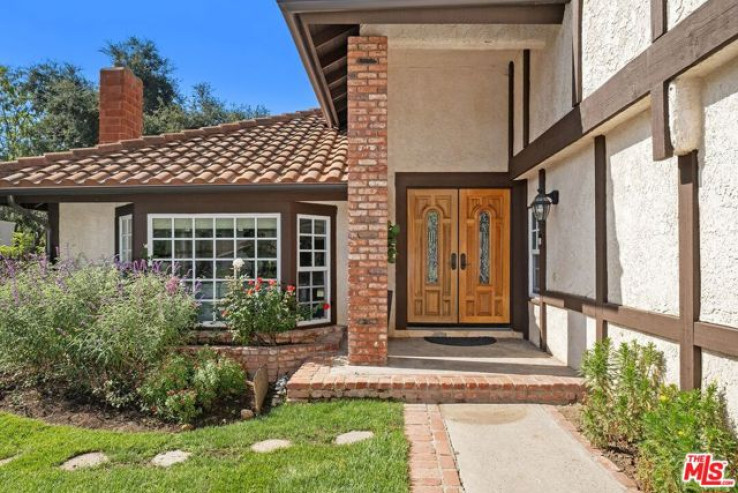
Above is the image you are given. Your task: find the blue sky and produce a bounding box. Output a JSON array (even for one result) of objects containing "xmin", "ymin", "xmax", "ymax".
[{"xmin": 0, "ymin": 0, "xmax": 318, "ymax": 114}]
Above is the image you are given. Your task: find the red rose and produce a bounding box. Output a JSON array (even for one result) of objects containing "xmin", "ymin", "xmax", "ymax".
[
  {"xmin": 256, "ymin": 277, "xmax": 263, "ymax": 284},
  {"xmin": 269, "ymin": 279, "xmax": 277, "ymax": 286},
  {"xmin": 247, "ymin": 289, "xmax": 254, "ymax": 295},
  {"xmin": 323, "ymin": 303, "xmax": 331, "ymax": 310},
  {"xmin": 247, "ymin": 279, "xmax": 255, "ymax": 285},
  {"xmin": 286, "ymin": 285, "xmax": 295, "ymax": 292}
]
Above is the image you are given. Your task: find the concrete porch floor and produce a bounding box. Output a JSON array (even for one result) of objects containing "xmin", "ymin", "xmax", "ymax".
[{"xmin": 287, "ymin": 337, "xmax": 584, "ymax": 404}]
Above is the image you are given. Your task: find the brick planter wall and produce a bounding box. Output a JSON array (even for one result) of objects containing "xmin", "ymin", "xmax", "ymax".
[
  {"xmin": 182, "ymin": 325, "xmax": 344, "ymax": 382},
  {"xmin": 346, "ymin": 35, "xmax": 389, "ymax": 366}
]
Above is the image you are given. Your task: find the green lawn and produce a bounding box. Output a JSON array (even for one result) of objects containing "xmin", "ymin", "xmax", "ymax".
[{"xmin": 0, "ymin": 400, "xmax": 409, "ymax": 492}]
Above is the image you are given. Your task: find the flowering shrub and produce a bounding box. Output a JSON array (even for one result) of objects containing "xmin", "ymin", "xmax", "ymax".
[
  {"xmin": 220, "ymin": 259, "xmax": 302, "ymax": 345},
  {"xmin": 139, "ymin": 348, "xmax": 247, "ymax": 424},
  {"xmin": 0, "ymin": 256, "xmax": 198, "ymax": 407}
]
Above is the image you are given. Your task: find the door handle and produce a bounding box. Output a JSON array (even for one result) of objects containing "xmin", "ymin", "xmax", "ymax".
[
  {"xmin": 451, "ymin": 253, "xmax": 457, "ymax": 270},
  {"xmin": 460, "ymin": 253, "xmax": 467, "ymax": 270}
]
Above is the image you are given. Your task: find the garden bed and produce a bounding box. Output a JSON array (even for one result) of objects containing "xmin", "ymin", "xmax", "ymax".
[
  {"xmin": 183, "ymin": 325, "xmax": 345, "ymax": 382},
  {"xmin": 0, "ymin": 375, "xmax": 255, "ymax": 432}
]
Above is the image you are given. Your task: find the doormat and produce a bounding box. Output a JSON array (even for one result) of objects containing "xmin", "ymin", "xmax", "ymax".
[{"xmin": 424, "ymin": 336, "xmax": 497, "ymax": 347}]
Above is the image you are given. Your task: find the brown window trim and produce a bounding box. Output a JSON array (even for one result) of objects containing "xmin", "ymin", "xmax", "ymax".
[{"xmin": 114, "ymin": 204, "xmax": 134, "ymax": 259}]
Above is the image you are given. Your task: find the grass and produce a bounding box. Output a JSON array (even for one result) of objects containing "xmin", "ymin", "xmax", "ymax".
[{"xmin": 0, "ymin": 400, "xmax": 409, "ymax": 492}]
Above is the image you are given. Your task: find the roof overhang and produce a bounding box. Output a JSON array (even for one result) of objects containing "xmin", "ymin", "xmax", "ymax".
[{"xmin": 279, "ymin": 0, "xmax": 569, "ymax": 128}]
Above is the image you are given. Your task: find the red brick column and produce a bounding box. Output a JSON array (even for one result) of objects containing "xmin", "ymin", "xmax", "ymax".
[{"xmin": 346, "ymin": 36, "xmax": 389, "ymax": 366}]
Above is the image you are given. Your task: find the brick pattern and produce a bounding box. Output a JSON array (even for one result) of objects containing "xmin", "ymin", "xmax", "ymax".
[
  {"xmin": 182, "ymin": 326, "xmax": 344, "ymax": 382},
  {"xmin": 405, "ymin": 404, "xmax": 463, "ymax": 492},
  {"xmin": 287, "ymin": 359, "xmax": 584, "ymax": 404},
  {"xmin": 99, "ymin": 67, "xmax": 143, "ymax": 144},
  {"xmin": 545, "ymin": 406, "xmax": 640, "ymax": 492},
  {"xmin": 346, "ymin": 36, "xmax": 389, "ymax": 366}
]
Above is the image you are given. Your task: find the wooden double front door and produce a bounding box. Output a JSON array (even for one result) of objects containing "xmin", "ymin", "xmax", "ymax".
[{"xmin": 407, "ymin": 188, "xmax": 510, "ymax": 325}]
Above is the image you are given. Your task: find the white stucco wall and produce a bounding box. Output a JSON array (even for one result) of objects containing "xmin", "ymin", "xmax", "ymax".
[
  {"xmin": 699, "ymin": 55, "xmax": 738, "ymax": 328},
  {"xmin": 582, "ymin": 0, "xmax": 651, "ymax": 98},
  {"xmin": 529, "ymin": 302, "xmax": 541, "ymax": 348},
  {"xmin": 545, "ymin": 305, "xmax": 597, "ymax": 370},
  {"xmin": 542, "ymin": 143, "xmax": 596, "ymax": 298},
  {"xmin": 668, "ymin": 0, "xmax": 708, "ymax": 30},
  {"xmin": 530, "ymin": 3, "xmax": 573, "ymax": 140},
  {"xmin": 59, "ymin": 203, "xmax": 124, "ymax": 261},
  {"xmin": 702, "ymin": 351, "xmax": 738, "ymax": 429},
  {"xmin": 606, "ymin": 110, "xmax": 679, "ymax": 316},
  {"xmin": 609, "ymin": 324, "xmax": 681, "ymax": 385}
]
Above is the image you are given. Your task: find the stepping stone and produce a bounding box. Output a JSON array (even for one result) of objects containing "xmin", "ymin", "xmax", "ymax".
[
  {"xmin": 0, "ymin": 456, "xmax": 16, "ymax": 467},
  {"xmin": 334, "ymin": 431, "xmax": 375, "ymax": 445},
  {"xmin": 250, "ymin": 439, "xmax": 292, "ymax": 453},
  {"xmin": 151, "ymin": 450, "xmax": 191, "ymax": 467},
  {"xmin": 60, "ymin": 452, "xmax": 109, "ymax": 471}
]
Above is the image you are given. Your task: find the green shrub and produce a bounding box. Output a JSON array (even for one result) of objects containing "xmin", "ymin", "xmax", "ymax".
[
  {"xmin": 580, "ymin": 339, "xmax": 664, "ymax": 448},
  {"xmin": 0, "ymin": 258, "xmax": 198, "ymax": 407},
  {"xmin": 139, "ymin": 348, "xmax": 247, "ymax": 424},
  {"xmin": 220, "ymin": 259, "xmax": 302, "ymax": 345},
  {"xmin": 0, "ymin": 231, "xmax": 44, "ymax": 258},
  {"xmin": 638, "ymin": 383, "xmax": 738, "ymax": 493}
]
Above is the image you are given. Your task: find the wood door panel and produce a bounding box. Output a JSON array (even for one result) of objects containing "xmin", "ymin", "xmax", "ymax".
[
  {"xmin": 407, "ymin": 189, "xmax": 458, "ymax": 324},
  {"xmin": 459, "ymin": 189, "xmax": 510, "ymax": 323}
]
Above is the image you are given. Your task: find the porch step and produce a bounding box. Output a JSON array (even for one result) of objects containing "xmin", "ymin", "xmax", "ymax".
[{"xmin": 287, "ymin": 359, "xmax": 584, "ymax": 405}]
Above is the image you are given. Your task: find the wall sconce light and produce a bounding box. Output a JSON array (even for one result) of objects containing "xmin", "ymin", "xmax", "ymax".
[{"xmin": 530, "ymin": 186, "xmax": 559, "ymax": 223}]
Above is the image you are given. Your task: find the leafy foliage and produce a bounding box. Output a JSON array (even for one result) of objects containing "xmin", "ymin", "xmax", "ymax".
[
  {"xmin": 638, "ymin": 384, "xmax": 738, "ymax": 493},
  {"xmin": 0, "ymin": 258, "xmax": 197, "ymax": 407},
  {"xmin": 580, "ymin": 339, "xmax": 665, "ymax": 448},
  {"xmin": 220, "ymin": 261, "xmax": 302, "ymax": 345},
  {"xmin": 139, "ymin": 348, "xmax": 247, "ymax": 424},
  {"xmin": 1, "ymin": 37, "xmax": 268, "ymax": 162},
  {"xmin": 0, "ymin": 232, "xmax": 44, "ymax": 259},
  {"xmin": 388, "ymin": 221, "xmax": 400, "ymax": 264}
]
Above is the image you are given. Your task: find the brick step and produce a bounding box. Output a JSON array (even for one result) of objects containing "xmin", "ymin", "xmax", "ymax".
[{"xmin": 287, "ymin": 360, "xmax": 584, "ymax": 405}]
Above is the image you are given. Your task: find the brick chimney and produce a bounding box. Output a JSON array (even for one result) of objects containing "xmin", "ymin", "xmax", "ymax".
[{"xmin": 99, "ymin": 67, "xmax": 144, "ymax": 144}]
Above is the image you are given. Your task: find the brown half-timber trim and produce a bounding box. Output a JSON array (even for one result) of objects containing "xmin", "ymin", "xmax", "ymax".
[
  {"xmin": 395, "ymin": 172, "xmax": 527, "ymax": 334},
  {"xmin": 651, "ymin": 0, "xmax": 667, "ymax": 41},
  {"xmin": 510, "ymin": 0, "xmax": 738, "ymax": 178},
  {"xmin": 508, "ymin": 61, "xmax": 515, "ymax": 159},
  {"xmin": 523, "ymin": 50, "xmax": 531, "ymax": 147},
  {"xmin": 114, "ymin": 204, "xmax": 134, "ymax": 258},
  {"xmin": 47, "ymin": 203, "xmax": 59, "ymax": 261},
  {"xmin": 678, "ymin": 151, "xmax": 701, "ymax": 390},
  {"xmin": 694, "ymin": 321, "xmax": 738, "ymax": 359},
  {"xmin": 571, "ymin": 0, "xmax": 583, "ymax": 106},
  {"xmin": 537, "ymin": 169, "xmax": 547, "ymax": 350},
  {"xmin": 594, "ymin": 136, "xmax": 608, "ymax": 341},
  {"xmin": 651, "ymin": 82, "xmax": 674, "ymax": 161}
]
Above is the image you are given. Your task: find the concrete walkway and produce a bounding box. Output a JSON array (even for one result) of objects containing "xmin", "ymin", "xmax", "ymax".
[{"xmin": 440, "ymin": 404, "xmax": 629, "ymax": 493}]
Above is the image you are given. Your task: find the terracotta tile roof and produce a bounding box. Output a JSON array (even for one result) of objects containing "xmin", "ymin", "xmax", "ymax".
[{"xmin": 0, "ymin": 109, "xmax": 347, "ymax": 190}]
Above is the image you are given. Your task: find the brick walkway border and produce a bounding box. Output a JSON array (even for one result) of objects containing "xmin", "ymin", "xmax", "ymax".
[
  {"xmin": 544, "ymin": 406, "xmax": 640, "ymax": 492},
  {"xmin": 405, "ymin": 404, "xmax": 463, "ymax": 493},
  {"xmin": 287, "ymin": 359, "xmax": 584, "ymax": 404}
]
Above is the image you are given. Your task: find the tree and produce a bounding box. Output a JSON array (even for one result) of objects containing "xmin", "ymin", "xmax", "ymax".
[
  {"xmin": 101, "ymin": 37, "xmax": 178, "ymax": 114},
  {"xmin": 0, "ymin": 66, "xmax": 36, "ymax": 161},
  {"xmin": 23, "ymin": 62, "xmax": 98, "ymax": 153}
]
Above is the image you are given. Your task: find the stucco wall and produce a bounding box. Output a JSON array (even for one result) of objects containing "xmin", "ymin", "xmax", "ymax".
[
  {"xmin": 529, "ymin": 3, "xmax": 573, "ymax": 140},
  {"xmin": 699, "ymin": 55, "xmax": 738, "ymax": 328},
  {"xmin": 606, "ymin": 110, "xmax": 679, "ymax": 316},
  {"xmin": 582, "ymin": 0, "xmax": 651, "ymax": 98},
  {"xmin": 59, "ymin": 203, "xmax": 124, "ymax": 261},
  {"xmin": 702, "ymin": 351, "xmax": 738, "ymax": 429},
  {"xmin": 668, "ymin": 0, "xmax": 708, "ymax": 30},
  {"xmin": 543, "ymin": 143, "xmax": 596, "ymax": 298},
  {"xmin": 529, "ymin": 302, "xmax": 541, "ymax": 348},
  {"xmin": 545, "ymin": 305, "xmax": 597, "ymax": 370},
  {"xmin": 609, "ymin": 324, "xmax": 681, "ymax": 385}
]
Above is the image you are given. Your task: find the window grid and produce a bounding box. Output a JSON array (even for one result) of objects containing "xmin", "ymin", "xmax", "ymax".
[
  {"xmin": 119, "ymin": 215, "xmax": 133, "ymax": 263},
  {"xmin": 148, "ymin": 214, "xmax": 280, "ymax": 324},
  {"xmin": 529, "ymin": 209, "xmax": 541, "ymax": 295},
  {"xmin": 297, "ymin": 215, "xmax": 330, "ymax": 325}
]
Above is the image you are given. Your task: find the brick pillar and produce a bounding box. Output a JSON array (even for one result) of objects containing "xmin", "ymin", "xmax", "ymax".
[
  {"xmin": 99, "ymin": 67, "xmax": 144, "ymax": 144},
  {"xmin": 346, "ymin": 36, "xmax": 389, "ymax": 366}
]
